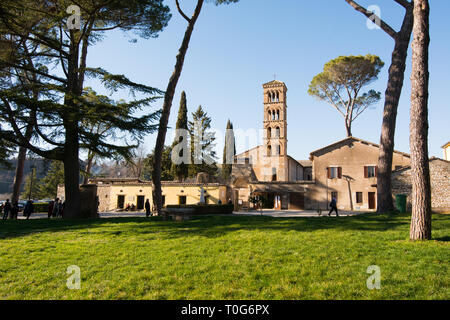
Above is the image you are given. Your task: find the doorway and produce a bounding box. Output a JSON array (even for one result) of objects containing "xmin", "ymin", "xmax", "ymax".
[
  {"xmin": 289, "ymin": 193, "xmax": 304, "ymax": 210},
  {"xmin": 368, "ymin": 192, "xmax": 376, "ymax": 210},
  {"xmin": 274, "ymin": 194, "xmax": 281, "ymax": 209},
  {"xmin": 137, "ymin": 196, "xmax": 145, "ymax": 210},
  {"xmin": 117, "ymin": 195, "xmax": 125, "ymax": 209}
]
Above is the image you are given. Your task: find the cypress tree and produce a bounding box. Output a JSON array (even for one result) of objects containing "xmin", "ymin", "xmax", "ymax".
[
  {"xmin": 171, "ymin": 91, "xmax": 189, "ymax": 181},
  {"xmin": 222, "ymin": 119, "xmax": 235, "ymax": 180}
]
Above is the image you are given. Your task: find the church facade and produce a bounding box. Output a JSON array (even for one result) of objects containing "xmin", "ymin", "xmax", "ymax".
[{"xmin": 230, "ymin": 80, "xmax": 411, "ymax": 212}]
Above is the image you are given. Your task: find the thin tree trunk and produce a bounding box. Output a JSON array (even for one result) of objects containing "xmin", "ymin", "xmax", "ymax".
[
  {"xmin": 152, "ymin": 0, "xmax": 204, "ymax": 215},
  {"xmin": 409, "ymin": 0, "xmax": 431, "ymax": 240},
  {"xmin": 377, "ymin": 5, "xmax": 414, "ymax": 213},
  {"xmin": 11, "ymin": 145, "xmax": 28, "ymax": 204},
  {"xmin": 83, "ymin": 152, "xmax": 95, "ymax": 185},
  {"xmin": 62, "ymin": 32, "xmax": 82, "ymax": 219},
  {"xmin": 345, "ymin": 119, "xmax": 352, "ymax": 137}
]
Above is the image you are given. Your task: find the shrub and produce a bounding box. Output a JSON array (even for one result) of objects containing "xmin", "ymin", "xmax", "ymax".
[{"xmin": 33, "ymin": 203, "xmax": 49, "ymax": 213}]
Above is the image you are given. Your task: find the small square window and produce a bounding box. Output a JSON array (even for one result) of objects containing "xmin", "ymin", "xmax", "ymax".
[{"xmin": 356, "ymin": 192, "xmax": 363, "ymax": 204}]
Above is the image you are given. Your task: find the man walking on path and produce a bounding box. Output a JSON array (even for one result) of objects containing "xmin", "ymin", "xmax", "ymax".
[
  {"xmin": 145, "ymin": 199, "xmax": 151, "ymax": 218},
  {"xmin": 24, "ymin": 200, "xmax": 34, "ymax": 220},
  {"xmin": 52, "ymin": 198, "xmax": 60, "ymax": 217},
  {"xmin": 2, "ymin": 199, "xmax": 11, "ymax": 220},
  {"xmin": 328, "ymin": 197, "xmax": 339, "ymax": 217}
]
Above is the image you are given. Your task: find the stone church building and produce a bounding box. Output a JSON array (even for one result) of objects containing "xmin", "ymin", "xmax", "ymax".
[
  {"xmin": 63, "ymin": 80, "xmax": 448, "ymax": 213},
  {"xmin": 230, "ymin": 80, "xmax": 411, "ymax": 212}
]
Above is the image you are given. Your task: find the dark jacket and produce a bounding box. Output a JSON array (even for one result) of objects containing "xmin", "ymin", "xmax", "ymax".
[
  {"xmin": 4, "ymin": 201, "xmax": 11, "ymax": 212},
  {"xmin": 24, "ymin": 201, "xmax": 34, "ymax": 216},
  {"xmin": 330, "ymin": 198, "xmax": 337, "ymax": 208}
]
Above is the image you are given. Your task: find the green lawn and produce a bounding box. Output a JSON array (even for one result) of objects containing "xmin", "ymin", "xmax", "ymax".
[{"xmin": 0, "ymin": 213, "xmax": 448, "ymax": 300}]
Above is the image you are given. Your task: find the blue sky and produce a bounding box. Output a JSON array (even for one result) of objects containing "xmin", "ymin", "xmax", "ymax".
[{"xmin": 84, "ymin": 0, "xmax": 450, "ymax": 161}]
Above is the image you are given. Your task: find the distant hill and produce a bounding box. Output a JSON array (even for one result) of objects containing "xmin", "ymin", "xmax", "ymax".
[
  {"xmin": 0, "ymin": 158, "xmax": 53, "ymax": 195},
  {"xmin": 0, "ymin": 158, "xmax": 92, "ymax": 197}
]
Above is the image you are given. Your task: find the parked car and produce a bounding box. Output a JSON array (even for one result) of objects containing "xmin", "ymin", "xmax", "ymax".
[{"xmin": 17, "ymin": 200, "xmax": 27, "ymax": 212}]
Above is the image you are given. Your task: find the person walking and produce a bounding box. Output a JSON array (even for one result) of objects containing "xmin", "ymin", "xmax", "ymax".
[
  {"xmin": 48, "ymin": 200, "xmax": 54, "ymax": 219},
  {"xmin": 2, "ymin": 199, "xmax": 11, "ymax": 220},
  {"xmin": 328, "ymin": 196, "xmax": 339, "ymax": 217},
  {"xmin": 52, "ymin": 198, "xmax": 59, "ymax": 217},
  {"xmin": 59, "ymin": 201, "xmax": 65, "ymax": 218},
  {"xmin": 57, "ymin": 200, "xmax": 63, "ymax": 217},
  {"xmin": 24, "ymin": 200, "xmax": 34, "ymax": 220},
  {"xmin": 10, "ymin": 201, "xmax": 19, "ymax": 220},
  {"xmin": 145, "ymin": 199, "xmax": 151, "ymax": 218}
]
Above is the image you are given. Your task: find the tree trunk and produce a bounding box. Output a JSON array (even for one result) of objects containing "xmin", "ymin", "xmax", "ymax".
[
  {"xmin": 62, "ymin": 31, "xmax": 82, "ymax": 219},
  {"xmin": 11, "ymin": 145, "xmax": 28, "ymax": 204},
  {"xmin": 409, "ymin": 0, "xmax": 431, "ymax": 240},
  {"xmin": 152, "ymin": 0, "xmax": 204, "ymax": 215},
  {"xmin": 83, "ymin": 152, "xmax": 95, "ymax": 185},
  {"xmin": 63, "ymin": 126, "xmax": 81, "ymax": 219},
  {"xmin": 377, "ymin": 5, "xmax": 414, "ymax": 213},
  {"xmin": 345, "ymin": 119, "xmax": 352, "ymax": 137}
]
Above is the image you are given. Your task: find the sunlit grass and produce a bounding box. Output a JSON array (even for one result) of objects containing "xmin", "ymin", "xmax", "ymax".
[{"xmin": 0, "ymin": 213, "xmax": 448, "ymax": 300}]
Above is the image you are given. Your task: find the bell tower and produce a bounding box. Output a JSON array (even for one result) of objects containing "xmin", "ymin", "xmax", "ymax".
[{"xmin": 262, "ymin": 80, "xmax": 288, "ymax": 181}]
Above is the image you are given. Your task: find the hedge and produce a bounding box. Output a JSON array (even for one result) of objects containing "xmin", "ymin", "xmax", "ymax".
[
  {"xmin": 33, "ymin": 203, "xmax": 49, "ymax": 213},
  {"xmin": 165, "ymin": 204, "xmax": 234, "ymax": 215}
]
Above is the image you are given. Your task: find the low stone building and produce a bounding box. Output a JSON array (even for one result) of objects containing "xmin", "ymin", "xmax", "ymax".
[
  {"xmin": 392, "ymin": 157, "xmax": 450, "ymax": 213},
  {"xmin": 58, "ymin": 177, "xmax": 228, "ymax": 213}
]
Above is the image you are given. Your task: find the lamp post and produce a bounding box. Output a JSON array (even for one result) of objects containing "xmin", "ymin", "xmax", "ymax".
[
  {"xmin": 28, "ymin": 164, "xmax": 36, "ymax": 201},
  {"xmin": 325, "ymin": 168, "xmax": 329, "ymax": 211}
]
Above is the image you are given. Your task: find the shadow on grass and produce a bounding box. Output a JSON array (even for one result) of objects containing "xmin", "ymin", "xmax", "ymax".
[
  {"xmin": 434, "ymin": 236, "xmax": 450, "ymax": 242},
  {"xmin": 0, "ymin": 212, "xmax": 435, "ymax": 241}
]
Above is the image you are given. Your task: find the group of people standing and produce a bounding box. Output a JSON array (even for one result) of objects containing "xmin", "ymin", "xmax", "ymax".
[
  {"xmin": 1, "ymin": 199, "xmax": 34, "ymax": 220},
  {"xmin": 48, "ymin": 198, "xmax": 64, "ymax": 218}
]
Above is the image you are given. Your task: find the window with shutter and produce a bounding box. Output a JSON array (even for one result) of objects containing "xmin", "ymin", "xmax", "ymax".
[
  {"xmin": 329, "ymin": 167, "xmax": 338, "ymax": 179},
  {"xmin": 367, "ymin": 166, "xmax": 376, "ymax": 178}
]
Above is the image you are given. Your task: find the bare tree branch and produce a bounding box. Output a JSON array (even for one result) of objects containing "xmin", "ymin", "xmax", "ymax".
[
  {"xmin": 345, "ymin": 0, "xmax": 398, "ymax": 39},
  {"xmin": 176, "ymin": 0, "xmax": 191, "ymax": 23},
  {"xmin": 394, "ymin": 0, "xmax": 412, "ymax": 9}
]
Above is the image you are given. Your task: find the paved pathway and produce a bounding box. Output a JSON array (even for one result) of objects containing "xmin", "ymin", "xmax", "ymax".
[
  {"xmin": 10, "ymin": 209, "xmax": 369, "ymax": 220},
  {"xmin": 233, "ymin": 209, "xmax": 369, "ymax": 218}
]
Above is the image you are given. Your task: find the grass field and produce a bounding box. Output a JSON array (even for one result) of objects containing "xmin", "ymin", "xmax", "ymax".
[{"xmin": 0, "ymin": 213, "xmax": 448, "ymax": 300}]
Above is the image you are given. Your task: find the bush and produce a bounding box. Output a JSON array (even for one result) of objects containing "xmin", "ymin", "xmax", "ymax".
[{"xmin": 165, "ymin": 204, "xmax": 234, "ymax": 215}]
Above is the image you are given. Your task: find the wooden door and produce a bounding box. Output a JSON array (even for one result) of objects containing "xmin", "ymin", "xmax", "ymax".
[
  {"xmin": 368, "ymin": 192, "xmax": 376, "ymax": 210},
  {"xmin": 289, "ymin": 193, "xmax": 304, "ymax": 210},
  {"xmin": 117, "ymin": 195, "xmax": 125, "ymax": 209}
]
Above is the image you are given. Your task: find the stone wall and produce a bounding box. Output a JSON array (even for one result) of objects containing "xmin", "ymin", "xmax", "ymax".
[{"xmin": 392, "ymin": 158, "xmax": 450, "ymax": 212}]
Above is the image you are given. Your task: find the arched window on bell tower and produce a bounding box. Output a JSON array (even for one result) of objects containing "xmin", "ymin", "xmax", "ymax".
[
  {"xmin": 267, "ymin": 127, "xmax": 272, "ymax": 139},
  {"xmin": 276, "ymin": 110, "xmax": 280, "ymax": 120},
  {"xmin": 267, "ymin": 145, "xmax": 272, "ymax": 157},
  {"xmin": 275, "ymin": 127, "xmax": 280, "ymax": 138},
  {"xmin": 276, "ymin": 144, "xmax": 281, "ymax": 156}
]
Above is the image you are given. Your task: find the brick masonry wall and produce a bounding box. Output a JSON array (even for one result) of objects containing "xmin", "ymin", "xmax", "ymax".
[{"xmin": 392, "ymin": 159, "xmax": 450, "ymax": 212}]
